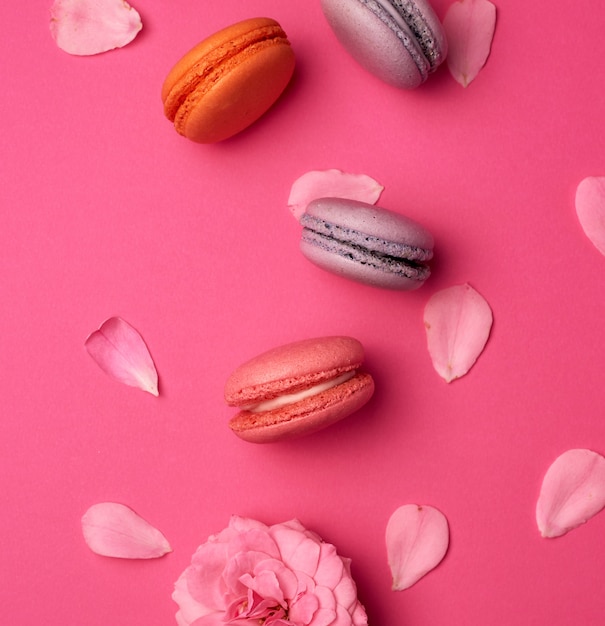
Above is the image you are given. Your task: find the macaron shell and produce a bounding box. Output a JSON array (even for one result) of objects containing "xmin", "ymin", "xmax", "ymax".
[
  {"xmin": 162, "ymin": 18, "xmax": 283, "ymax": 117},
  {"xmin": 229, "ymin": 371, "xmax": 375, "ymax": 443},
  {"xmin": 225, "ymin": 336, "xmax": 365, "ymax": 407},
  {"xmin": 162, "ymin": 18, "xmax": 295, "ymax": 143},
  {"xmin": 321, "ymin": 0, "xmax": 428, "ymax": 88},
  {"xmin": 179, "ymin": 45, "xmax": 294, "ymax": 143},
  {"xmin": 305, "ymin": 198, "xmax": 434, "ymax": 253}
]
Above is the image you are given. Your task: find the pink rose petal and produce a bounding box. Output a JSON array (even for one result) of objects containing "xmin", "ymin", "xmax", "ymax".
[
  {"xmin": 50, "ymin": 0, "xmax": 142, "ymax": 56},
  {"xmin": 386, "ymin": 504, "xmax": 449, "ymax": 591},
  {"xmin": 424, "ymin": 283, "xmax": 493, "ymax": 383},
  {"xmin": 443, "ymin": 0, "xmax": 497, "ymax": 87},
  {"xmin": 575, "ymin": 176, "xmax": 605, "ymax": 256},
  {"xmin": 85, "ymin": 317, "xmax": 159, "ymax": 396},
  {"xmin": 288, "ymin": 169, "xmax": 384, "ymax": 220},
  {"xmin": 536, "ymin": 449, "xmax": 605, "ymax": 538},
  {"xmin": 82, "ymin": 502, "xmax": 171, "ymax": 558}
]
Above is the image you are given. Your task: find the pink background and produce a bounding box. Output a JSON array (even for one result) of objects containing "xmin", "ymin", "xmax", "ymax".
[{"xmin": 2, "ymin": 0, "xmax": 605, "ymax": 623}]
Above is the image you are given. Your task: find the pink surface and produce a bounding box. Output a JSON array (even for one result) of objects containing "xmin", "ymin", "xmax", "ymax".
[{"xmin": 2, "ymin": 0, "xmax": 605, "ymax": 624}]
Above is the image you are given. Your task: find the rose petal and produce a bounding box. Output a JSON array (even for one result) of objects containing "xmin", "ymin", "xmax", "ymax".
[
  {"xmin": 443, "ymin": 0, "xmax": 497, "ymax": 87},
  {"xmin": 314, "ymin": 544, "xmax": 345, "ymax": 588},
  {"xmin": 289, "ymin": 591, "xmax": 320, "ymax": 624},
  {"xmin": 575, "ymin": 176, "xmax": 605, "ymax": 256},
  {"xmin": 424, "ymin": 283, "xmax": 493, "ymax": 382},
  {"xmin": 287, "ymin": 169, "xmax": 384, "ymax": 220},
  {"xmin": 82, "ymin": 502, "xmax": 171, "ymax": 558},
  {"xmin": 270, "ymin": 523, "xmax": 321, "ymax": 576},
  {"xmin": 386, "ymin": 504, "xmax": 449, "ymax": 591},
  {"xmin": 85, "ymin": 316, "xmax": 159, "ymax": 396},
  {"xmin": 536, "ymin": 449, "xmax": 605, "ymax": 538},
  {"xmin": 50, "ymin": 0, "xmax": 142, "ymax": 56}
]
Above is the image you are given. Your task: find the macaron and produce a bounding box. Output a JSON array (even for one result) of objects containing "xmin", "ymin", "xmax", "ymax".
[
  {"xmin": 161, "ymin": 17, "xmax": 295, "ymax": 143},
  {"xmin": 320, "ymin": 0, "xmax": 447, "ymax": 88},
  {"xmin": 300, "ymin": 197, "xmax": 434, "ymax": 290},
  {"xmin": 225, "ymin": 336, "xmax": 375, "ymax": 443}
]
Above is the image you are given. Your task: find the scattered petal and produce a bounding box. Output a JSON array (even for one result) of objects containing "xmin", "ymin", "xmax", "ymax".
[
  {"xmin": 536, "ymin": 449, "xmax": 605, "ymax": 538},
  {"xmin": 82, "ymin": 502, "xmax": 171, "ymax": 558},
  {"xmin": 50, "ymin": 0, "xmax": 143, "ymax": 56},
  {"xmin": 85, "ymin": 317, "xmax": 159, "ymax": 396},
  {"xmin": 386, "ymin": 504, "xmax": 449, "ymax": 591},
  {"xmin": 288, "ymin": 169, "xmax": 384, "ymax": 220},
  {"xmin": 443, "ymin": 0, "xmax": 496, "ymax": 87},
  {"xmin": 575, "ymin": 176, "xmax": 605, "ymax": 256},
  {"xmin": 424, "ymin": 283, "xmax": 493, "ymax": 382}
]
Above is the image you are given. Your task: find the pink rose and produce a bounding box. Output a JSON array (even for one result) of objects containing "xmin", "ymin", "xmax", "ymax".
[{"xmin": 173, "ymin": 516, "xmax": 368, "ymax": 626}]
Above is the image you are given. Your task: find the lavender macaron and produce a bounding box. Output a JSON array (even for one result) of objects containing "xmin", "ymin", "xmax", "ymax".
[
  {"xmin": 300, "ymin": 197, "xmax": 434, "ymax": 290},
  {"xmin": 320, "ymin": 0, "xmax": 447, "ymax": 88}
]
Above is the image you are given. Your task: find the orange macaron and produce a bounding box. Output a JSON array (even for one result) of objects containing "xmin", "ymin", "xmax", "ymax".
[{"xmin": 161, "ymin": 17, "xmax": 296, "ymax": 143}]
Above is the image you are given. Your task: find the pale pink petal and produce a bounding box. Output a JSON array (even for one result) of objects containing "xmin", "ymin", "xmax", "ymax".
[
  {"xmin": 85, "ymin": 317, "xmax": 159, "ymax": 396},
  {"xmin": 82, "ymin": 502, "xmax": 171, "ymax": 558},
  {"xmin": 386, "ymin": 504, "xmax": 449, "ymax": 591},
  {"xmin": 575, "ymin": 177, "xmax": 605, "ymax": 255},
  {"xmin": 424, "ymin": 283, "xmax": 493, "ymax": 383},
  {"xmin": 332, "ymin": 574, "xmax": 358, "ymax": 611},
  {"xmin": 536, "ymin": 449, "xmax": 605, "ymax": 538},
  {"xmin": 289, "ymin": 591, "xmax": 320, "ymax": 624},
  {"xmin": 314, "ymin": 544, "xmax": 344, "ymax": 588},
  {"xmin": 271, "ymin": 523, "xmax": 320, "ymax": 576},
  {"xmin": 240, "ymin": 569, "xmax": 287, "ymax": 607},
  {"xmin": 443, "ymin": 0, "xmax": 497, "ymax": 87},
  {"xmin": 288, "ymin": 169, "xmax": 384, "ymax": 220},
  {"xmin": 50, "ymin": 0, "xmax": 142, "ymax": 56}
]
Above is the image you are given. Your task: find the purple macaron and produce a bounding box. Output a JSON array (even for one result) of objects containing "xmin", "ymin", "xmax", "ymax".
[
  {"xmin": 300, "ymin": 197, "xmax": 434, "ymax": 290},
  {"xmin": 321, "ymin": 0, "xmax": 447, "ymax": 89}
]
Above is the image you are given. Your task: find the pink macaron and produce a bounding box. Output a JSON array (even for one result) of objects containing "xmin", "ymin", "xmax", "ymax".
[
  {"xmin": 321, "ymin": 0, "xmax": 447, "ymax": 88},
  {"xmin": 225, "ymin": 336, "xmax": 375, "ymax": 443}
]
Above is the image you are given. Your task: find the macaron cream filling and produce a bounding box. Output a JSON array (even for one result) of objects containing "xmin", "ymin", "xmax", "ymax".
[{"xmin": 243, "ymin": 371, "xmax": 356, "ymax": 413}]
